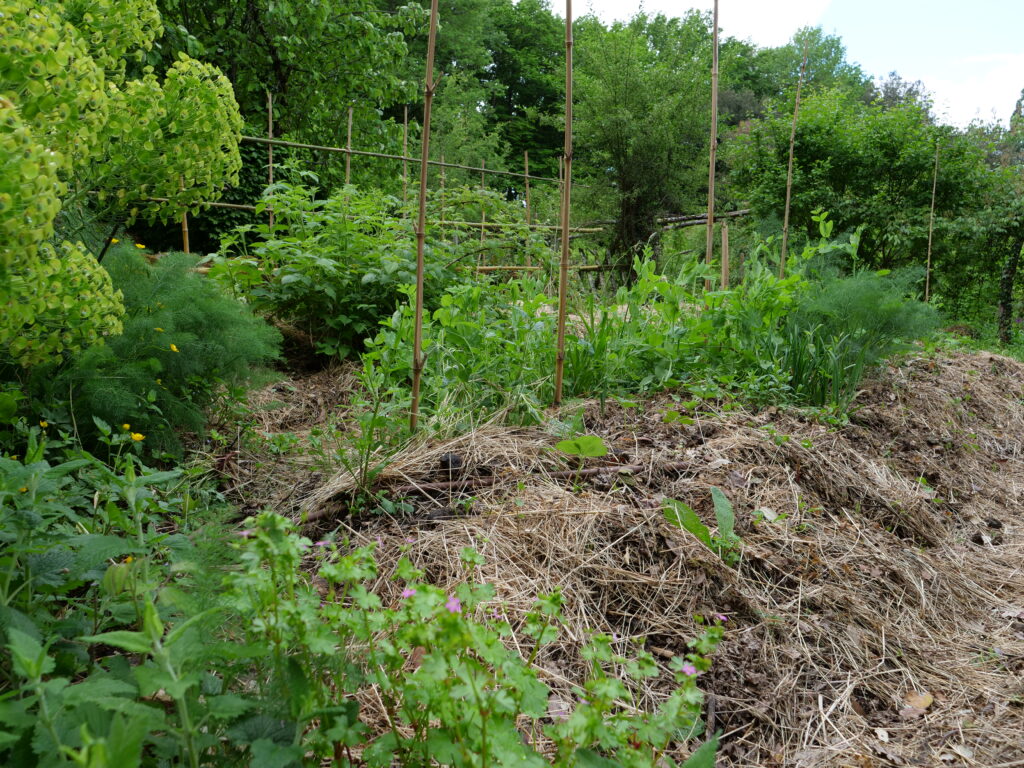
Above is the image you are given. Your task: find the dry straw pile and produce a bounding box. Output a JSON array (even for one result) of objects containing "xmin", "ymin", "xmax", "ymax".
[{"xmin": 273, "ymin": 351, "xmax": 1024, "ymax": 766}]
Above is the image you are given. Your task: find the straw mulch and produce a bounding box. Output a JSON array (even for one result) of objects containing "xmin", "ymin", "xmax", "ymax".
[{"xmin": 297, "ymin": 350, "xmax": 1024, "ymax": 767}]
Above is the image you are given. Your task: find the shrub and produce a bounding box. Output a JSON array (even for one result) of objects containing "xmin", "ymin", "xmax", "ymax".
[{"xmin": 24, "ymin": 248, "xmax": 280, "ymax": 456}]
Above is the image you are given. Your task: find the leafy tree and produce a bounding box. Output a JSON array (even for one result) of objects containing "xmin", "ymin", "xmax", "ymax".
[
  {"xmin": 724, "ymin": 88, "xmax": 988, "ymax": 269},
  {"xmin": 574, "ymin": 12, "xmax": 712, "ymax": 260},
  {"xmin": 157, "ymin": 0, "xmax": 422, "ymax": 138}
]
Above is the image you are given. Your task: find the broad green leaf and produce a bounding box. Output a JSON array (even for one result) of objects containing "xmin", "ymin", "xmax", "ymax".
[
  {"xmin": 80, "ymin": 630, "xmax": 152, "ymax": 655},
  {"xmin": 664, "ymin": 500, "xmax": 712, "ymax": 548},
  {"xmin": 555, "ymin": 434, "xmax": 608, "ymax": 458},
  {"xmin": 710, "ymin": 487, "xmax": 736, "ymax": 540},
  {"xmin": 681, "ymin": 734, "xmax": 720, "ymax": 768}
]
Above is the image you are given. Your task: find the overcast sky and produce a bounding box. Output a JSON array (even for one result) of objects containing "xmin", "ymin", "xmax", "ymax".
[{"xmin": 576, "ymin": 0, "xmax": 1023, "ymax": 127}]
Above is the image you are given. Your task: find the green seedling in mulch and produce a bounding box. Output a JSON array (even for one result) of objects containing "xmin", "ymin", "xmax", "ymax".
[{"xmin": 664, "ymin": 488, "xmax": 743, "ymax": 566}]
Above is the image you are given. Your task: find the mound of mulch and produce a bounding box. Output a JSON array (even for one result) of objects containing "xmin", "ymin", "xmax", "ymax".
[{"xmin": 298, "ymin": 350, "xmax": 1024, "ymax": 767}]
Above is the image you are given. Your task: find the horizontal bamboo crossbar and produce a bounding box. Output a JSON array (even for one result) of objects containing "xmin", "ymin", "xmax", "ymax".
[
  {"xmin": 476, "ymin": 264, "xmax": 610, "ymax": 272},
  {"xmin": 441, "ymin": 219, "xmax": 602, "ymax": 233},
  {"xmin": 242, "ymin": 135, "xmax": 559, "ymax": 183}
]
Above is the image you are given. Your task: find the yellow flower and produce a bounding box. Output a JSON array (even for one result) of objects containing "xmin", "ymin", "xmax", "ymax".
[
  {"xmin": 135, "ymin": 243, "xmax": 146, "ymax": 249},
  {"xmin": 18, "ymin": 486, "xmax": 28, "ymax": 493},
  {"xmin": 111, "ymin": 238, "xmax": 120, "ymax": 244},
  {"xmin": 154, "ymin": 327, "xmax": 164, "ymax": 332},
  {"xmin": 122, "ymin": 423, "xmax": 131, "ymax": 430},
  {"xmin": 39, "ymin": 420, "xmax": 48, "ymax": 428},
  {"xmin": 131, "ymin": 432, "xmax": 145, "ymax": 441},
  {"xmin": 125, "ymin": 555, "xmax": 134, "ymax": 563},
  {"xmin": 170, "ymin": 344, "xmax": 179, "ymax": 353},
  {"xmin": 156, "ymin": 378, "xmax": 162, "ymax": 385}
]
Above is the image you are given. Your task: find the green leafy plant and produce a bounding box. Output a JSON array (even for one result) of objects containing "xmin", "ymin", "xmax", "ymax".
[
  {"xmin": 22, "ymin": 248, "xmax": 280, "ymax": 456},
  {"xmin": 664, "ymin": 488, "xmax": 743, "ymax": 566}
]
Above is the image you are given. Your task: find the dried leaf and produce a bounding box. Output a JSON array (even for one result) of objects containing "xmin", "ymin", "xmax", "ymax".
[
  {"xmin": 874, "ymin": 728, "xmax": 889, "ymax": 743},
  {"xmin": 903, "ymin": 691, "xmax": 933, "ymax": 710},
  {"xmin": 898, "ymin": 706, "xmax": 926, "ymax": 720},
  {"xmin": 950, "ymin": 744, "xmax": 974, "ymax": 759}
]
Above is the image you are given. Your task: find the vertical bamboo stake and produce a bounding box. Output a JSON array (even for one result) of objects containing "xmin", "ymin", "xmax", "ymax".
[
  {"xmin": 410, "ymin": 0, "xmax": 440, "ymax": 432},
  {"xmin": 179, "ymin": 177, "xmax": 190, "ymax": 254},
  {"xmin": 524, "ymin": 151, "xmax": 532, "ymax": 267},
  {"xmin": 480, "ymin": 160, "xmax": 486, "ymax": 246},
  {"xmin": 780, "ymin": 41, "xmax": 809, "ymax": 278},
  {"xmin": 345, "ymin": 106, "xmax": 353, "ymax": 186},
  {"xmin": 440, "ymin": 153, "xmax": 446, "ymax": 237},
  {"xmin": 704, "ymin": 0, "xmax": 719, "ymax": 293},
  {"xmin": 925, "ymin": 141, "xmax": 940, "ymax": 302},
  {"xmin": 267, "ymin": 90, "xmax": 274, "ymax": 230},
  {"xmin": 402, "ymin": 105, "xmax": 409, "ymax": 209},
  {"xmin": 553, "ymin": 0, "xmax": 574, "ymax": 406},
  {"xmin": 720, "ymin": 223, "xmax": 730, "ymax": 289}
]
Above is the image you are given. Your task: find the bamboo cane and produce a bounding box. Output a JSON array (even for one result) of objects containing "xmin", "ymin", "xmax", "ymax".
[
  {"xmin": 345, "ymin": 106, "xmax": 353, "ymax": 186},
  {"xmin": 925, "ymin": 141, "xmax": 940, "ymax": 302},
  {"xmin": 721, "ymin": 223, "xmax": 729, "ymax": 289},
  {"xmin": 410, "ymin": 0, "xmax": 440, "ymax": 433},
  {"xmin": 179, "ymin": 177, "xmax": 190, "ymax": 253},
  {"xmin": 780, "ymin": 41, "xmax": 809, "ymax": 278},
  {"xmin": 704, "ymin": 0, "xmax": 719, "ymax": 293},
  {"xmin": 267, "ymin": 90, "xmax": 274, "ymax": 230},
  {"xmin": 241, "ymin": 135, "xmax": 561, "ymax": 182},
  {"xmin": 440, "ymin": 153, "xmax": 446, "ymax": 237},
  {"xmin": 524, "ymin": 151, "xmax": 532, "ymax": 267},
  {"xmin": 402, "ymin": 105, "xmax": 409, "ymax": 209},
  {"xmin": 480, "ymin": 160, "xmax": 486, "ymax": 246},
  {"xmin": 553, "ymin": 0, "xmax": 574, "ymax": 407}
]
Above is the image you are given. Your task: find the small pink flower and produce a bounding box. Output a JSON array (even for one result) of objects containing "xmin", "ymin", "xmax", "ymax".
[
  {"xmin": 314, "ymin": 540, "xmax": 329, "ymax": 547},
  {"xmin": 236, "ymin": 529, "xmax": 254, "ymax": 538},
  {"xmin": 445, "ymin": 595, "xmax": 462, "ymax": 614},
  {"xmin": 680, "ymin": 663, "xmax": 698, "ymax": 676},
  {"xmin": 401, "ymin": 588, "xmax": 416, "ymax": 599},
  {"xmin": 714, "ymin": 613, "xmax": 729, "ymax": 623},
  {"xmin": 405, "ymin": 537, "xmax": 416, "ymax": 544}
]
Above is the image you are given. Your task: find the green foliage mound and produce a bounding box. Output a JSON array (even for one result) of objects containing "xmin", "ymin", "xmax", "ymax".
[
  {"xmin": 32, "ymin": 249, "xmax": 279, "ymax": 455},
  {"xmin": 212, "ymin": 182, "xmax": 535, "ymax": 359}
]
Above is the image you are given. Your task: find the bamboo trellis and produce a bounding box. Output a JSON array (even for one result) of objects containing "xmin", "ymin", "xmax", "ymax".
[
  {"xmin": 703, "ymin": 0, "xmax": 719, "ymax": 293},
  {"xmin": 552, "ymin": 0, "xmax": 574, "ymax": 407}
]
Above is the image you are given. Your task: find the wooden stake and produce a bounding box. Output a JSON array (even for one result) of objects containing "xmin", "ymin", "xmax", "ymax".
[
  {"xmin": 410, "ymin": 0, "xmax": 440, "ymax": 432},
  {"xmin": 525, "ymin": 151, "xmax": 532, "ymax": 267},
  {"xmin": 480, "ymin": 160, "xmax": 486, "ymax": 246},
  {"xmin": 720, "ymin": 223, "xmax": 730, "ymax": 289},
  {"xmin": 267, "ymin": 90, "xmax": 274, "ymax": 229},
  {"xmin": 345, "ymin": 106, "xmax": 353, "ymax": 186},
  {"xmin": 440, "ymin": 153, "xmax": 446, "ymax": 237},
  {"xmin": 179, "ymin": 177, "xmax": 190, "ymax": 253},
  {"xmin": 704, "ymin": 0, "xmax": 719, "ymax": 293},
  {"xmin": 402, "ymin": 105, "xmax": 409, "ymax": 208},
  {"xmin": 925, "ymin": 141, "xmax": 940, "ymax": 302},
  {"xmin": 780, "ymin": 41, "xmax": 809, "ymax": 278},
  {"xmin": 553, "ymin": 0, "xmax": 574, "ymax": 406}
]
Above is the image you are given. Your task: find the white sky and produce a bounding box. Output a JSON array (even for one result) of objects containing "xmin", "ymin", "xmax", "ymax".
[{"xmin": 577, "ymin": 0, "xmax": 1022, "ymax": 127}]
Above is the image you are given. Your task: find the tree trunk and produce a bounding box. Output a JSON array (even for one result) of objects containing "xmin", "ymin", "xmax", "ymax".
[{"xmin": 997, "ymin": 237, "xmax": 1024, "ymax": 344}]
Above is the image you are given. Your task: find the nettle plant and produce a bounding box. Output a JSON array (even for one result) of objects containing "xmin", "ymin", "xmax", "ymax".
[{"xmin": 0, "ymin": 0, "xmax": 243, "ymax": 367}]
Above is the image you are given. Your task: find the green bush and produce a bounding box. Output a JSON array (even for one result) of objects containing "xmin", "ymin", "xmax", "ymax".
[
  {"xmin": 210, "ymin": 181, "xmax": 548, "ymax": 360},
  {"xmin": 25, "ymin": 248, "xmax": 280, "ymax": 456}
]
